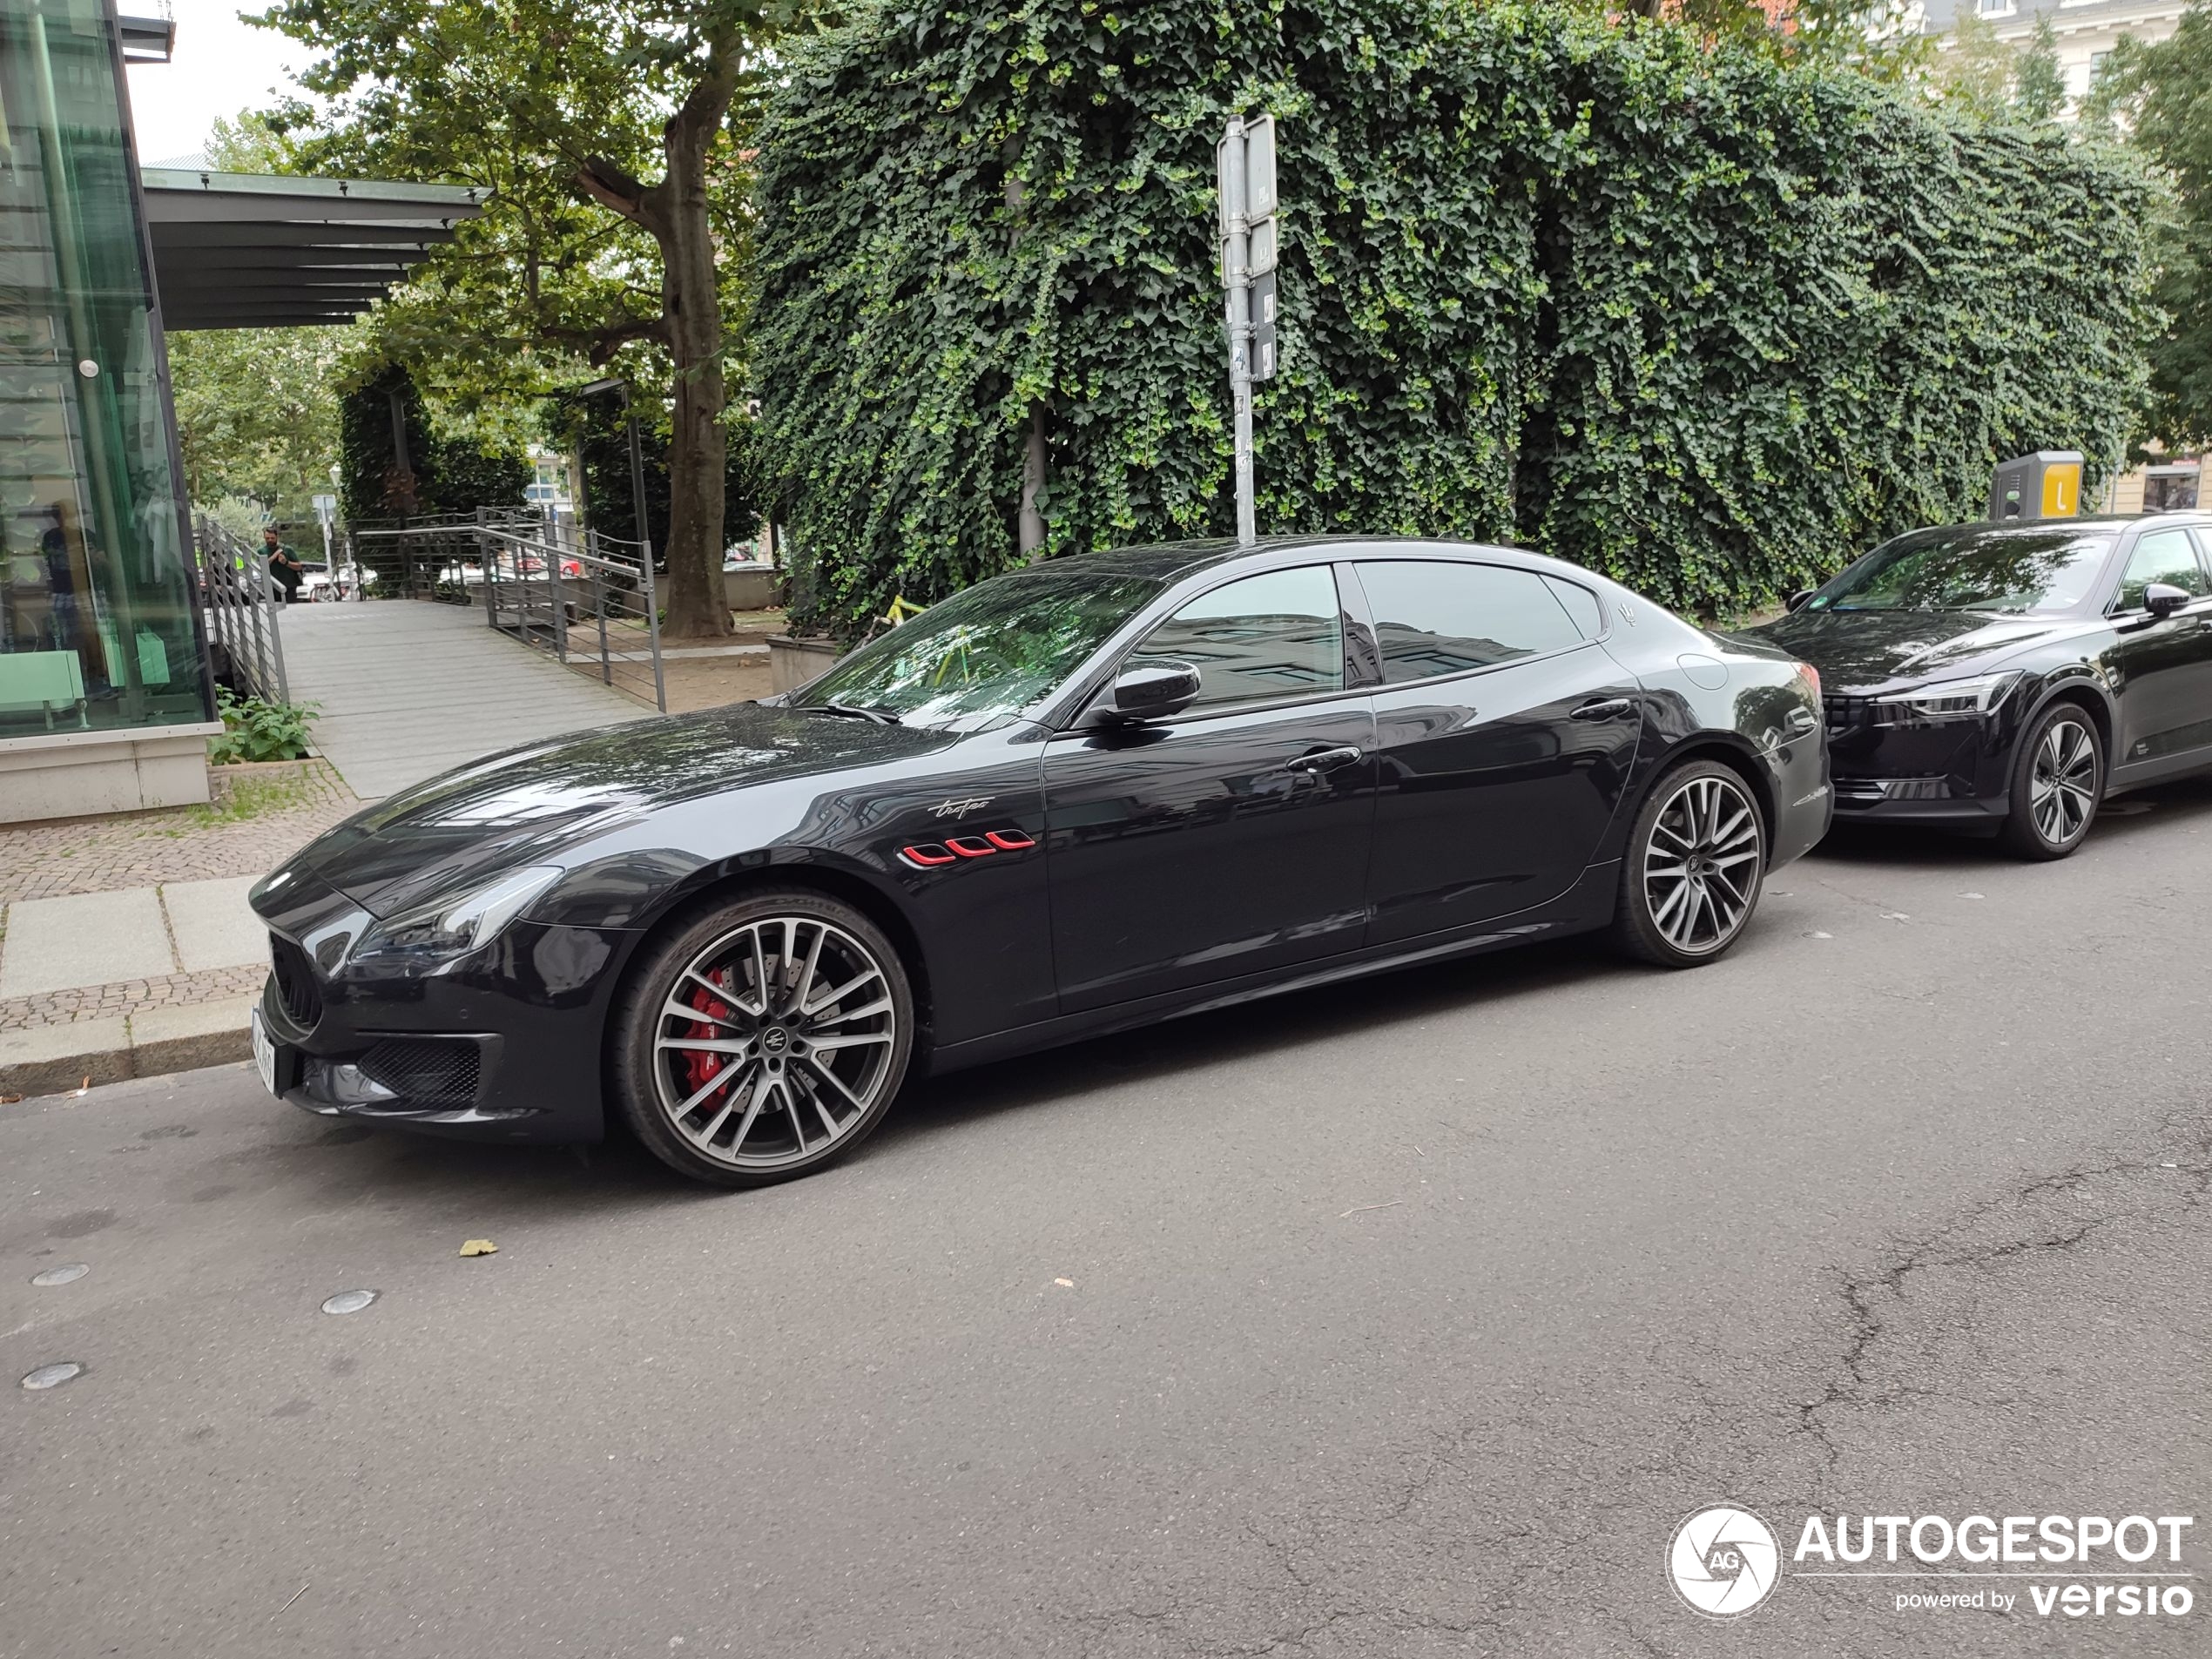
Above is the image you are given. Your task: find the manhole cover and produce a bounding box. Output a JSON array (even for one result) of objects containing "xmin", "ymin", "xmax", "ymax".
[
  {"xmin": 320, "ymin": 1290, "xmax": 379, "ymax": 1316},
  {"xmin": 30, "ymin": 1264, "xmax": 89, "ymax": 1287},
  {"xmin": 21, "ymin": 1362, "xmax": 84, "ymax": 1391}
]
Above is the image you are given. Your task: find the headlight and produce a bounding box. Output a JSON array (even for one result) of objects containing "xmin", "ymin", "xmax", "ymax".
[
  {"xmin": 1873, "ymin": 671, "xmax": 2022, "ymax": 724},
  {"xmin": 349, "ymin": 865, "xmax": 563, "ymax": 972}
]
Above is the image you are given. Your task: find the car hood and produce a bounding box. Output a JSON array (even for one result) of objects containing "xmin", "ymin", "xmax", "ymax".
[
  {"xmin": 263, "ymin": 701, "xmax": 961, "ymax": 919},
  {"xmin": 1748, "ymin": 609, "xmax": 2082, "ymax": 691}
]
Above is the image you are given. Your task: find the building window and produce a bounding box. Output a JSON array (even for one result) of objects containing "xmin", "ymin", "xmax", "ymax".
[
  {"xmin": 0, "ymin": 0, "xmax": 206, "ymax": 738},
  {"xmin": 1977, "ymin": 0, "xmax": 2012, "ymax": 14}
]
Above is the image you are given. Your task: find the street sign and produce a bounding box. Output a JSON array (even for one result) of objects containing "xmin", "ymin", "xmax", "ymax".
[
  {"xmin": 1244, "ymin": 115, "xmax": 1277, "ymax": 221},
  {"xmin": 311, "ymin": 493, "xmax": 337, "ymax": 524},
  {"xmin": 1217, "ymin": 113, "xmax": 1281, "ymax": 543},
  {"xmin": 1252, "ymin": 270, "xmax": 1278, "ymax": 381}
]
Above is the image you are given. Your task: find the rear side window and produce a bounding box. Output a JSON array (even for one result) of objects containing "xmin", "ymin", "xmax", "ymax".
[
  {"xmin": 1543, "ymin": 575, "xmax": 1604, "ymax": 639},
  {"xmin": 1135, "ymin": 565, "xmax": 1345, "ymax": 711},
  {"xmin": 1355, "ymin": 561, "xmax": 1584, "ymax": 683},
  {"xmin": 2114, "ymin": 529, "xmax": 2209, "ymax": 610}
]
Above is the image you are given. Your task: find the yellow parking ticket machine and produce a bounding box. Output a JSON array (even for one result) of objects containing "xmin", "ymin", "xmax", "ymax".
[{"xmin": 1989, "ymin": 450, "xmax": 2084, "ymax": 522}]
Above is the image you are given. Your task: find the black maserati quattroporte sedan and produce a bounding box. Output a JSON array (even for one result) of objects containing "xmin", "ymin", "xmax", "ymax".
[
  {"xmin": 1752, "ymin": 511, "xmax": 2212, "ymax": 860},
  {"xmin": 250, "ymin": 537, "xmax": 1829, "ymax": 1186}
]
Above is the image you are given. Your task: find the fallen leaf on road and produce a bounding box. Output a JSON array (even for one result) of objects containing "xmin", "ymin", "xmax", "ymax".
[
  {"xmin": 458, "ymin": 1238, "xmax": 498, "ymax": 1257},
  {"xmin": 1053, "ymin": 1277, "xmax": 1074, "ymax": 1287},
  {"xmin": 0, "ymin": 1094, "xmax": 21, "ymax": 1106},
  {"xmin": 1339, "ymin": 1201, "xmax": 1403, "ymax": 1218}
]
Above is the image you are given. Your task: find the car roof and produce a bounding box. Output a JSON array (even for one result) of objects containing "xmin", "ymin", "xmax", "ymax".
[{"xmin": 1042, "ymin": 533, "xmax": 1586, "ymax": 585}]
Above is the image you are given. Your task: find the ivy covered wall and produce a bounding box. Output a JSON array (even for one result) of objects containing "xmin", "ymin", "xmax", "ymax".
[{"xmin": 752, "ymin": 0, "xmax": 2155, "ymax": 636}]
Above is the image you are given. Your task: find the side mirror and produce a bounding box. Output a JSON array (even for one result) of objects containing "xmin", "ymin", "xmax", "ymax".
[
  {"xmin": 1784, "ymin": 589, "xmax": 1816, "ymax": 613},
  {"xmin": 2143, "ymin": 582, "xmax": 2191, "ymax": 619},
  {"xmin": 1104, "ymin": 657, "xmax": 1201, "ymax": 723}
]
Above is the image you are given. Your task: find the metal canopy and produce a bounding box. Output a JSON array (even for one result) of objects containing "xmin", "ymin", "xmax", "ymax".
[{"xmin": 140, "ymin": 168, "xmax": 485, "ymax": 331}]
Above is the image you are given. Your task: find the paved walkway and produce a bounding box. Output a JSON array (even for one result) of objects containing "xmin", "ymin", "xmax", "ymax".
[{"xmin": 280, "ymin": 599, "xmax": 648, "ymax": 799}]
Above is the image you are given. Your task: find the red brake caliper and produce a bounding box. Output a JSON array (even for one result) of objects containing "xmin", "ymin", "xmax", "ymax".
[{"xmin": 684, "ymin": 970, "xmax": 733, "ymax": 1094}]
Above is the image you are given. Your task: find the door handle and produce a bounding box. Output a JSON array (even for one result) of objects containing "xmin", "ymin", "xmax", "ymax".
[
  {"xmin": 1285, "ymin": 745, "xmax": 1364, "ymax": 774},
  {"xmin": 1569, "ymin": 698, "xmax": 1635, "ymax": 722}
]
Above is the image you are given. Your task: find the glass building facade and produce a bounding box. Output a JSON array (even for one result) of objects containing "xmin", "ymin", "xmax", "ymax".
[{"xmin": 0, "ymin": 0, "xmax": 206, "ymax": 739}]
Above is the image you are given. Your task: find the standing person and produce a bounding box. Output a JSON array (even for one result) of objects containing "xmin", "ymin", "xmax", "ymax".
[{"xmin": 263, "ymin": 526, "xmax": 307, "ymax": 604}]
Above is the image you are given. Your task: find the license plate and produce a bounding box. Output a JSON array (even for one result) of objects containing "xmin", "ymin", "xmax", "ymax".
[{"xmin": 251, "ymin": 1007, "xmax": 280, "ymax": 1096}]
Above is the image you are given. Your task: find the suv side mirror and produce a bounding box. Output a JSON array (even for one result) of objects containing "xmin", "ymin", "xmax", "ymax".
[
  {"xmin": 1104, "ymin": 657, "xmax": 1201, "ymax": 723},
  {"xmin": 1784, "ymin": 589, "xmax": 1816, "ymax": 612},
  {"xmin": 2143, "ymin": 582, "xmax": 2191, "ymax": 619}
]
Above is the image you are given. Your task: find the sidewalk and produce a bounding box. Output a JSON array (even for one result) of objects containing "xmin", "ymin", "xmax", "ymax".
[{"xmin": 0, "ymin": 760, "xmax": 359, "ymax": 1097}]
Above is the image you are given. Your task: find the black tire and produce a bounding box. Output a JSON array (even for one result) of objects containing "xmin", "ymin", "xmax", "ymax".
[
  {"xmin": 1997, "ymin": 702, "xmax": 2102, "ymax": 861},
  {"xmin": 1612, "ymin": 758, "xmax": 1767, "ymax": 969},
  {"xmin": 611, "ymin": 887, "xmax": 915, "ymax": 1188}
]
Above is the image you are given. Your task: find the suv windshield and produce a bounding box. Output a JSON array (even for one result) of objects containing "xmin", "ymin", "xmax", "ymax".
[
  {"xmin": 1807, "ymin": 525, "xmax": 2116, "ymax": 616},
  {"xmin": 792, "ymin": 563, "xmax": 1163, "ymax": 731}
]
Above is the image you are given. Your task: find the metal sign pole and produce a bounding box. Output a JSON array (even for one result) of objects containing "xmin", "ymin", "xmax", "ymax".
[{"xmin": 1219, "ymin": 117, "xmax": 1257, "ymax": 547}]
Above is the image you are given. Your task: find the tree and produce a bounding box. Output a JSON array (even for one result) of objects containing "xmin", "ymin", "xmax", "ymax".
[
  {"xmin": 255, "ymin": 0, "xmax": 795, "ymax": 637},
  {"xmin": 1932, "ymin": 14, "xmax": 2020, "ymax": 119},
  {"xmin": 2099, "ymin": 2, "xmax": 2212, "ymax": 450},
  {"xmin": 2010, "ymin": 17, "xmax": 2068, "ymax": 123}
]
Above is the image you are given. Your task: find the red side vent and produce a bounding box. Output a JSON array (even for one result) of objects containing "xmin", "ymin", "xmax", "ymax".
[{"xmin": 899, "ymin": 826, "xmax": 1038, "ymax": 870}]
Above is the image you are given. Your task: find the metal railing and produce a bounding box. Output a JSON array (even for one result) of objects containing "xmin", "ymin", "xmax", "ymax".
[
  {"xmin": 476, "ymin": 519, "xmax": 666, "ymax": 711},
  {"xmin": 345, "ymin": 511, "xmax": 543, "ymax": 602},
  {"xmin": 193, "ymin": 514, "xmax": 290, "ymax": 703}
]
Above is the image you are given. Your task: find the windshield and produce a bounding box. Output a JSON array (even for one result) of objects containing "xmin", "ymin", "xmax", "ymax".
[
  {"xmin": 793, "ymin": 563, "xmax": 1164, "ymax": 730},
  {"xmin": 1807, "ymin": 525, "xmax": 2116, "ymax": 616}
]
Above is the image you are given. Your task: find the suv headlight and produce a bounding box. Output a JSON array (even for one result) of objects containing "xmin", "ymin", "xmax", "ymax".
[
  {"xmin": 1873, "ymin": 671, "xmax": 2022, "ymax": 725},
  {"xmin": 349, "ymin": 865, "xmax": 563, "ymax": 973}
]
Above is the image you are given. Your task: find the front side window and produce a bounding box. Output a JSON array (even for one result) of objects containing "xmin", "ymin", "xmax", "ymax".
[
  {"xmin": 2113, "ymin": 529, "xmax": 2209, "ymax": 611},
  {"xmin": 1356, "ymin": 561, "xmax": 1584, "ymax": 683},
  {"xmin": 1807, "ymin": 525, "xmax": 2115, "ymax": 617},
  {"xmin": 796, "ymin": 563, "xmax": 1163, "ymax": 731},
  {"xmin": 1134, "ymin": 566, "xmax": 1344, "ymax": 711}
]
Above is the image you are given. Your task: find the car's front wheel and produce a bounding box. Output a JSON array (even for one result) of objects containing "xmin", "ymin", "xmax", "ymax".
[
  {"xmin": 1999, "ymin": 702, "xmax": 2102, "ymax": 860},
  {"xmin": 611, "ymin": 889, "xmax": 914, "ymax": 1187},
  {"xmin": 1614, "ymin": 759, "xmax": 1766, "ymax": 968}
]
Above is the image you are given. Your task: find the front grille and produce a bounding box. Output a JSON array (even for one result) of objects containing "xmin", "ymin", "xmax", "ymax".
[
  {"xmin": 357, "ymin": 1038, "xmax": 482, "ymax": 1107},
  {"xmin": 1833, "ymin": 778, "xmax": 1888, "ymax": 806},
  {"xmin": 1823, "ymin": 694, "xmax": 1875, "ymax": 730},
  {"xmin": 269, "ymin": 934, "xmax": 323, "ymax": 1028}
]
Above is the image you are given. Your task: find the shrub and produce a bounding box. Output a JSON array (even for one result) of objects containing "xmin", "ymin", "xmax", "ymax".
[{"xmin": 208, "ymin": 691, "xmax": 319, "ymax": 765}]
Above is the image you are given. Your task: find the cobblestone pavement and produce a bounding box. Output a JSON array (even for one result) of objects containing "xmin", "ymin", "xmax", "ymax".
[
  {"xmin": 0, "ymin": 763, "xmax": 353, "ymax": 1050},
  {"xmin": 0, "ymin": 962, "xmax": 266, "ymax": 1034},
  {"xmin": 0, "ymin": 759, "xmax": 358, "ymax": 905}
]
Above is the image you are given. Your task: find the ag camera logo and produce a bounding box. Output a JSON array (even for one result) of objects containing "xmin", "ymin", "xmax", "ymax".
[{"xmin": 1669, "ymin": 1505, "xmax": 1781, "ymax": 1617}]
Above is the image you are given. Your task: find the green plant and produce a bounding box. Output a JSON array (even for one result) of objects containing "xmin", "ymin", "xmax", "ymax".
[
  {"xmin": 751, "ymin": 0, "xmax": 2155, "ymax": 637},
  {"xmin": 208, "ymin": 691, "xmax": 320, "ymax": 765}
]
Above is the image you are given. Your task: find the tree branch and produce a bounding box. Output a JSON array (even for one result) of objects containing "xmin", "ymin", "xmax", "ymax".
[{"xmin": 575, "ymin": 157, "xmax": 665, "ymax": 239}]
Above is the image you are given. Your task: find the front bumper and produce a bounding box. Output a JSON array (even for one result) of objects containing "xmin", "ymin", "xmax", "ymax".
[
  {"xmin": 253, "ymin": 878, "xmax": 633, "ymax": 1142},
  {"xmin": 1823, "ymin": 695, "xmax": 2017, "ymax": 826}
]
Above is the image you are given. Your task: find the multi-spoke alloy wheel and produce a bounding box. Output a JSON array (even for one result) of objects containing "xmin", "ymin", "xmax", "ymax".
[
  {"xmin": 1615, "ymin": 760, "xmax": 1765, "ymax": 968},
  {"xmin": 614, "ymin": 893, "xmax": 913, "ymax": 1186},
  {"xmin": 2000, "ymin": 705, "xmax": 2101, "ymax": 861}
]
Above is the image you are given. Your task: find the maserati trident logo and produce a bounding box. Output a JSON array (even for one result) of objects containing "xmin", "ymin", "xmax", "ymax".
[
  {"xmin": 931, "ymin": 795, "xmax": 994, "ymax": 819},
  {"xmin": 1669, "ymin": 1505, "xmax": 1780, "ymax": 1618}
]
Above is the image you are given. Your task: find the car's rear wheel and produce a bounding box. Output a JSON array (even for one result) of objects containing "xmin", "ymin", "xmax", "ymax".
[
  {"xmin": 1614, "ymin": 759, "xmax": 1765, "ymax": 968},
  {"xmin": 1998, "ymin": 703, "xmax": 2102, "ymax": 861},
  {"xmin": 611, "ymin": 889, "xmax": 914, "ymax": 1188}
]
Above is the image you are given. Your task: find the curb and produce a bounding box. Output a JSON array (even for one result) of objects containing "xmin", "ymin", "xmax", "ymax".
[{"xmin": 0, "ymin": 996, "xmax": 256, "ymax": 1099}]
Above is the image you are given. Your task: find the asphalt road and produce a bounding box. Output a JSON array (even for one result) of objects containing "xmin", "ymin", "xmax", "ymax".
[{"xmin": 5, "ymin": 783, "xmax": 2211, "ymax": 1659}]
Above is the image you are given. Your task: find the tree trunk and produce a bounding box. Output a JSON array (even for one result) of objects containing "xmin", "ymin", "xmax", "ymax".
[
  {"xmin": 577, "ymin": 42, "xmax": 739, "ymax": 641},
  {"xmin": 652, "ymin": 63, "xmax": 733, "ymax": 640}
]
